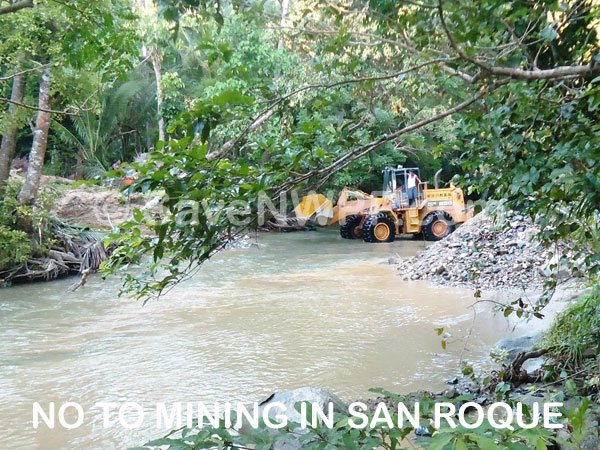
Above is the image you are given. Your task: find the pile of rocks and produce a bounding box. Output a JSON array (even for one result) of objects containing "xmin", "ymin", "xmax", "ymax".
[{"xmin": 396, "ymin": 211, "xmax": 569, "ymax": 290}]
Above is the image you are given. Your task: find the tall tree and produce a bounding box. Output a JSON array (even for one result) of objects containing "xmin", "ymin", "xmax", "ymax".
[
  {"xmin": 0, "ymin": 0, "xmax": 137, "ymax": 188},
  {"xmin": 277, "ymin": 0, "xmax": 290, "ymax": 50},
  {"xmin": 151, "ymin": 46, "xmax": 165, "ymax": 143},
  {"xmin": 0, "ymin": 67, "xmax": 25, "ymax": 195},
  {"xmin": 18, "ymin": 67, "xmax": 51, "ymax": 207}
]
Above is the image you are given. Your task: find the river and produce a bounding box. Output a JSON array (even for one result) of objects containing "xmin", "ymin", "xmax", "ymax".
[{"xmin": 0, "ymin": 229, "xmax": 551, "ymax": 449}]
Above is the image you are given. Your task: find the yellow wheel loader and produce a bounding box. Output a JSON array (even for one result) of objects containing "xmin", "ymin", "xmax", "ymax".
[{"xmin": 294, "ymin": 167, "xmax": 473, "ymax": 243}]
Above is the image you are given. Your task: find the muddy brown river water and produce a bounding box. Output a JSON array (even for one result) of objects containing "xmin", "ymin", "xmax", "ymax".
[{"xmin": 0, "ymin": 229, "xmax": 555, "ymax": 449}]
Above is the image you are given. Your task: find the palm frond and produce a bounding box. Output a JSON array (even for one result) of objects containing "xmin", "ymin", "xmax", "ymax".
[{"xmin": 52, "ymin": 119, "xmax": 85, "ymax": 150}]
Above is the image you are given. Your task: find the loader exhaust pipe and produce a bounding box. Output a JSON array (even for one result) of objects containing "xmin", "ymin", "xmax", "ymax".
[{"xmin": 434, "ymin": 169, "xmax": 443, "ymax": 189}]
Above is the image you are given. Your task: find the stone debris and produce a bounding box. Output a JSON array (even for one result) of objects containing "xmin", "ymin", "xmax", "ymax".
[{"xmin": 396, "ymin": 211, "xmax": 572, "ymax": 290}]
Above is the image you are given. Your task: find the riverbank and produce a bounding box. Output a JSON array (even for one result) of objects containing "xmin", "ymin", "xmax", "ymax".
[
  {"xmin": 0, "ymin": 181, "xmax": 124, "ymax": 286},
  {"xmin": 2, "ymin": 176, "xmax": 304, "ymax": 287},
  {"xmin": 52, "ymin": 183, "xmax": 160, "ymax": 230}
]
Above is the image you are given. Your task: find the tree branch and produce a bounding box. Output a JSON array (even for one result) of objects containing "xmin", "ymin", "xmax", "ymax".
[
  {"xmin": 0, "ymin": 97, "xmax": 80, "ymax": 116},
  {"xmin": 273, "ymin": 25, "xmax": 481, "ymax": 84},
  {"xmin": 437, "ymin": 0, "xmax": 598, "ymax": 80},
  {"xmin": 276, "ymin": 57, "xmax": 456, "ymax": 103},
  {"xmin": 499, "ymin": 18, "xmax": 534, "ymax": 66},
  {"xmin": 0, "ymin": 0, "xmax": 33, "ymax": 15},
  {"xmin": 206, "ymin": 57, "xmax": 454, "ymax": 161},
  {"xmin": 482, "ymin": 63, "xmax": 598, "ymax": 80},
  {"xmin": 277, "ymin": 79, "xmax": 510, "ymax": 194},
  {"xmin": 46, "ymin": 0, "xmax": 96, "ymax": 22},
  {"xmin": 504, "ymin": 348, "xmax": 550, "ymax": 383},
  {"xmin": 347, "ymin": 115, "xmax": 369, "ymax": 134},
  {"xmin": 0, "ymin": 63, "xmax": 54, "ymax": 82},
  {"xmin": 437, "ymin": 0, "xmax": 490, "ymax": 71},
  {"xmin": 206, "ymin": 108, "xmax": 277, "ymax": 161}
]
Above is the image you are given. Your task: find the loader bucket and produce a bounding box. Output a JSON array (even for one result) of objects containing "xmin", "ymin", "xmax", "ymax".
[{"xmin": 294, "ymin": 194, "xmax": 335, "ymax": 225}]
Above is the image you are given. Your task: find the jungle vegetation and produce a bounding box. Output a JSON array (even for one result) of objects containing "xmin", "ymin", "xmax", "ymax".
[{"xmin": 0, "ymin": 0, "xmax": 599, "ymax": 448}]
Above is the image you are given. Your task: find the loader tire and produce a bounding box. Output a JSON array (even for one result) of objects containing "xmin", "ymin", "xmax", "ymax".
[
  {"xmin": 422, "ymin": 211, "xmax": 455, "ymax": 241},
  {"xmin": 363, "ymin": 213, "xmax": 395, "ymax": 243},
  {"xmin": 340, "ymin": 215, "xmax": 363, "ymax": 239}
]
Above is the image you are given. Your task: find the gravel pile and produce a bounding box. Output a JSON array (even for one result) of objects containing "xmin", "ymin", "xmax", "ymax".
[{"xmin": 396, "ymin": 211, "xmax": 568, "ymax": 290}]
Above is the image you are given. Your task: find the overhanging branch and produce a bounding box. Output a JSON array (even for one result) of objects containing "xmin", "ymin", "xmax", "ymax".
[
  {"xmin": 276, "ymin": 78, "xmax": 510, "ymax": 194},
  {"xmin": 0, "ymin": 0, "xmax": 33, "ymax": 15},
  {"xmin": 273, "ymin": 25, "xmax": 481, "ymax": 84},
  {"xmin": 206, "ymin": 57, "xmax": 456, "ymax": 161},
  {"xmin": 0, "ymin": 97, "xmax": 81, "ymax": 116},
  {"xmin": 206, "ymin": 108, "xmax": 277, "ymax": 161},
  {"xmin": 483, "ymin": 63, "xmax": 597, "ymax": 80},
  {"xmin": 437, "ymin": 0, "xmax": 598, "ymax": 80},
  {"xmin": 0, "ymin": 63, "xmax": 54, "ymax": 82}
]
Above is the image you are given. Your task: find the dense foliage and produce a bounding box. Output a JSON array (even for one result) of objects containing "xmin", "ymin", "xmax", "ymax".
[
  {"xmin": 543, "ymin": 287, "xmax": 600, "ymax": 398},
  {"xmin": 134, "ymin": 390, "xmax": 594, "ymax": 450},
  {"xmin": 1, "ymin": 0, "xmax": 597, "ymax": 326},
  {"xmin": 1, "ymin": 1, "xmax": 597, "ymax": 295},
  {"xmin": 1, "ymin": 0, "xmax": 599, "ymax": 446},
  {"xmin": 0, "ymin": 0, "xmax": 137, "ymax": 184},
  {"xmin": 0, "ymin": 180, "xmax": 52, "ymax": 272}
]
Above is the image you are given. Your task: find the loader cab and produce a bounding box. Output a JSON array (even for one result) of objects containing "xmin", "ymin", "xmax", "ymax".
[{"xmin": 382, "ymin": 167, "xmax": 423, "ymax": 208}]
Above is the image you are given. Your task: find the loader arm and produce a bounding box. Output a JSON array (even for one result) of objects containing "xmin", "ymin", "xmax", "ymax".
[
  {"xmin": 294, "ymin": 188, "xmax": 375, "ymax": 226},
  {"xmin": 293, "ymin": 192, "xmax": 337, "ymax": 226}
]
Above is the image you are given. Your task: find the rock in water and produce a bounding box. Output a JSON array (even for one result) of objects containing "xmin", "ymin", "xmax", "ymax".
[
  {"xmin": 494, "ymin": 333, "xmax": 540, "ymax": 364},
  {"xmin": 256, "ymin": 387, "xmax": 347, "ymax": 425},
  {"xmin": 239, "ymin": 387, "xmax": 347, "ymax": 449}
]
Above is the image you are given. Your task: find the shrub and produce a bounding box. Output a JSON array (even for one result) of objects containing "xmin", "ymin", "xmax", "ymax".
[
  {"xmin": 0, "ymin": 226, "xmax": 31, "ymax": 271},
  {"xmin": 133, "ymin": 392, "xmax": 567, "ymax": 450},
  {"xmin": 545, "ymin": 289, "xmax": 600, "ymax": 364},
  {"xmin": 542, "ymin": 287, "xmax": 600, "ymax": 398},
  {"xmin": 0, "ymin": 180, "xmax": 53, "ymax": 273}
]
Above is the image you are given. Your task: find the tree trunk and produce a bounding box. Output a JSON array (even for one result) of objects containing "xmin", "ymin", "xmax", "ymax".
[
  {"xmin": 0, "ymin": 68, "xmax": 26, "ymax": 195},
  {"xmin": 74, "ymin": 147, "xmax": 84, "ymax": 180},
  {"xmin": 151, "ymin": 47, "xmax": 165, "ymax": 144},
  {"xmin": 278, "ymin": 0, "xmax": 290, "ymax": 50},
  {"xmin": 18, "ymin": 67, "xmax": 52, "ymax": 207},
  {"xmin": 145, "ymin": 118, "xmax": 153, "ymax": 150}
]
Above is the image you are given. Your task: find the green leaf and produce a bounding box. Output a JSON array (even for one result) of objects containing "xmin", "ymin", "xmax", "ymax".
[
  {"xmin": 455, "ymin": 438, "xmax": 468, "ymax": 450},
  {"xmin": 468, "ymin": 434, "xmax": 503, "ymax": 449},
  {"xmin": 133, "ymin": 208, "xmax": 143, "ymax": 222},
  {"xmin": 540, "ymin": 26, "xmax": 557, "ymax": 42},
  {"xmin": 427, "ymin": 433, "xmax": 454, "ymax": 450},
  {"xmin": 565, "ymin": 379, "xmax": 577, "ymax": 395},
  {"xmin": 535, "ymin": 437, "xmax": 548, "ymax": 450}
]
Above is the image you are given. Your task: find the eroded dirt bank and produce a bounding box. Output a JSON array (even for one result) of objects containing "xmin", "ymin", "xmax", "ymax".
[{"xmin": 52, "ymin": 186, "xmax": 159, "ymax": 230}]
